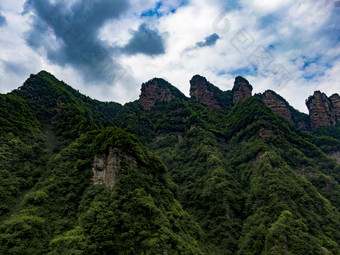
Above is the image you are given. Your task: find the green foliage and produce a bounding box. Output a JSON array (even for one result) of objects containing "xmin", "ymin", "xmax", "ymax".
[
  {"xmin": 0, "ymin": 127, "xmax": 205, "ymax": 254},
  {"xmin": 1, "ymin": 71, "xmax": 340, "ymax": 254},
  {"xmin": 265, "ymin": 210, "xmax": 323, "ymax": 254},
  {"xmin": 0, "ymin": 212, "xmax": 49, "ymax": 254},
  {"xmin": 13, "ymin": 71, "xmax": 122, "ymax": 145},
  {"xmin": 238, "ymin": 152, "xmax": 340, "ymax": 254}
]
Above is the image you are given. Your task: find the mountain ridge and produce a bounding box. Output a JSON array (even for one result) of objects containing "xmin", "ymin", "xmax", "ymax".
[
  {"xmin": 1, "ymin": 70, "xmax": 340, "ymax": 254},
  {"xmin": 11, "ymin": 70, "xmax": 336, "ymax": 131}
]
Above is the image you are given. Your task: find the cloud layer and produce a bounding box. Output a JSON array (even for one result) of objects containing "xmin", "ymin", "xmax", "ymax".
[
  {"xmin": 0, "ymin": 12, "xmax": 6, "ymax": 27},
  {"xmin": 0, "ymin": 0, "xmax": 339, "ymax": 111},
  {"xmin": 123, "ymin": 23, "xmax": 165, "ymax": 55},
  {"xmin": 196, "ymin": 33, "xmax": 220, "ymax": 47},
  {"xmin": 22, "ymin": 0, "xmax": 129, "ymax": 83}
]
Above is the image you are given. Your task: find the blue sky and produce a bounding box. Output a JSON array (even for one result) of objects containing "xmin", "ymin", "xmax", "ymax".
[{"xmin": 0, "ymin": 0, "xmax": 339, "ymax": 112}]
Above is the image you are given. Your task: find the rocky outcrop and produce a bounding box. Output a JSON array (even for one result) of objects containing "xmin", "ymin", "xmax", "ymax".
[
  {"xmin": 261, "ymin": 90, "xmax": 292, "ymax": 121},
  {"xmin": 190, "ymin": 75, "xmax": 222, "ymax": 110},
  {"xmin": 328, "ymin": 151, "xmax": 340, "ymax": 164},
  {"xmin": 139, "ymin": 78, "xmax": 185, "ymax": 111},
  {"xmin": 330, "ymin": 94, "xmax": 340, "ymax": 123},
  {"xmin": 232, "ymin": 76, "xmax": 253, "ymax": 104},
  {"xmin": 306, "ymin": 91, "xmax": 335, "ymax": 128},
  {"xmin": 92, "ymin": 148, "xmax": 136, "ymax": 189}
]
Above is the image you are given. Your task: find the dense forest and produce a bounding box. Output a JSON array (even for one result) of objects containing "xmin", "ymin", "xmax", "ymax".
[{"xmin": 1, "ymin": 71, "xmax": 340, "ymax": 254}]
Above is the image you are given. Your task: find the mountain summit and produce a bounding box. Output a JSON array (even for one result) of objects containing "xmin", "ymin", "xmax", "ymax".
[
  {"xmin": 1, "ymin": 71, "xmax": 340, "ymax": 254},
  {"xmin": 189, "ymin": 75, "xmax": 224, "ymax": 109},
  {"xmin": 306, "ymin": 91, "xmax": 340, "ymax": 128},
  {"xmin": 139, "ymin": 78, "xmax": 186, "ymax": 110},
  {"xmin": 232, "ymin": 76, "xmax": 253, "ymax": 104}
]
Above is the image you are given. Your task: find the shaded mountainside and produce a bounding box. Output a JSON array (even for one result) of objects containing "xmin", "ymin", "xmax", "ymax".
[
  {"xmin": 0, "ymin": 127, "xmax": 206, "ymax": 254},
  {"xmin": 14, "ymin": 71, "xmax": 122, "ymax": 144},
  {"xmin": 1, "ymin": 71, "xmax": 340, "ymax": 254}
]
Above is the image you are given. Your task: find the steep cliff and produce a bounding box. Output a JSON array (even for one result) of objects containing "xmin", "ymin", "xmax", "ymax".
[
  {"xmin": 306, "ymin": 91, "xmax": 336, "ymax": 128},
  {"xmin": 189, "ymin": 75, "xmax": 222, "ymax": 110},
  {"xmin": 139, "ymin": 78, "xmax": 186, "ymax": 111},
  {"xmin": 92, "ymin": 148, "xmax": 138, "ymax": 189},
  {"xmin": 232, "ymin": 76, "xmax": 253, "ymax": 105},
  {"xmin": 330, "ymin": 94, "xmax": 340, "ymax": 124},
  {"xmin": 260, "ymin": 90, "xmax": 293, "ymax": 121}
]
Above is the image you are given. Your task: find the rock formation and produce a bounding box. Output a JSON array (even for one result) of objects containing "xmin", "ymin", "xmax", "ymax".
[
  {"xmin": 189, "ymin": 75, "xmax": 222, "ymax": 110},
  {"xmin": 138, "ymin": 75, "xmax": 339, "ymax": 130},
  {"xmin": 306, "ymin": 91, "xmax": 336, "ymax": 128},
  {"xmin": 139, "ymin": 78, "xmax": 185, "ymax": 111},
  {"xmin": 330, "ymin": 94, "xmax": 340, "ymax": 123},
  {"xmin": 92, "ymin": 148, "xmax": 121, "ymax": 189},
  {"xmin": 329, "ymin": 151, "xmax": 340, "ymax": 164},
  {"xmin": 232, "ymin": 76, "xmax": 253, "ymax": 104},
  {"xmin": 92, "ymin": 148, "xmax": 137, "ymax": 189},
  {"xmin": 261, "ymin": 90, "xmax": 292, "ymax": 121}
]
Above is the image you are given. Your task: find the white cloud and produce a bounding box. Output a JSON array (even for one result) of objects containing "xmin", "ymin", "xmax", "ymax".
[
  {"xmin": 241, "ymin": 0, "xmax": 294, "ymax": 14},
  {"xmin": 0, "ymin": 0, "xmax": 339, "ymax": 114}
]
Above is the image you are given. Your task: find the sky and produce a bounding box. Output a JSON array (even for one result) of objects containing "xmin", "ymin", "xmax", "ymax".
[{"xmin": 0, "ymin": 0, "xmax": 339, "ymax": 112}]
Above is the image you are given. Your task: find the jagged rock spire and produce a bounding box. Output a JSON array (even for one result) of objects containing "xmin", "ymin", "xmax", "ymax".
[
  {"xmin": 232, "ymin": 76, "xmax": 253, "ymax": 105},
  {"xmin": 139, "ymin": 78, "xmax": 186, "ymax": 110}
]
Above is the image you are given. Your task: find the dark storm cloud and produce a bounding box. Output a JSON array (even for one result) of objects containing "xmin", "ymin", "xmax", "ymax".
[
  {"xmin": 123, "ymin": 23, "xmax": 165, "ymax": 56},
  {"xmin": 0, "ymin": 12, "xmax": 7, "ymax": 27},
  {"xmin": 22, "ymin": 0, "xmax": 130, "ymax": 83},
  {"xmin": 24, "ymin": 16, "xmax": 50, "ymax": 48},
  {"xmin": 196, "ymin": 33, "xmax": 220, "ymax": 47},
  {"xmin": 3, "ymin": 60, "xmax": 29, "ymax": 75}
]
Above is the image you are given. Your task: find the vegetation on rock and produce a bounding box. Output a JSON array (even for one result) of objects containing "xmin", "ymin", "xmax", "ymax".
[{"xmin": 1, "ymin": 71, "xmax": 340, "ymax": 254}]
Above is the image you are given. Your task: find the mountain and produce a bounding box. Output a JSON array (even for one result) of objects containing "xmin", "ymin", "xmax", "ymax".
[
  {"xmin": 306, "ymin": 91, "xmax": 340, "ymax": 128},
  {"xmin": 1, "ymin": 127, "xmax": 206, "ymax": 254},
  {"xmin": 140, "ymin": 78, "xmax": 187, "ymax": 111},
  {"xmin": 0, "ymin": 71, "xmax": 340, "ymax": 254}
]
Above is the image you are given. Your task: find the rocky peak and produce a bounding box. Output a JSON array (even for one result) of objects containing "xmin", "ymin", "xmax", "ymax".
[
  {"xmin": 189, "ymin": 75, "xmax": 222, "ymax": 110},
  {"xmin": 139, "ymin": 78, "xmax": 185, "ymax": 111},
  {"xmin": 306, "ymin": 91, "xmax": 335, "ymax": 128},
  {"xmin": 261, "ymin": 90, "xmax": 292, "ymax": 121},
  {"xmin": 330, "ymin": 94, "xmax": 340, "ymax": 123},
  {"xmin": 232, "ymin": 76, "xmax": 253, "ymax": 104}
]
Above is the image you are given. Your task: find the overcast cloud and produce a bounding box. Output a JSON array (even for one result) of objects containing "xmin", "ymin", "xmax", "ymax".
[
  {"xmin": 0, "ymin": 12, "xmax": 6, "ymax": 27},
  {"xmin": 123, "ymin": 23, "xmax": 165, "ymax": 55},
  {"xmin": 196, "ymin": 33, "xmax": 220, "ymax": 47},
  {"xmin": 0, "ymin": 0, "xmax": 339, "ymax": 112}
]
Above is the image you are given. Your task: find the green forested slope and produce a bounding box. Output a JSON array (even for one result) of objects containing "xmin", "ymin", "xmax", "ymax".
[
  {"xmin": 0, "ymin": 127, "xmax": 207, "ymax": 254},
  {"xmin": 122, "ymin": 96, "xmax": 340, "ymax": 254},
  {"xmin": 0, "ymin": 71, "xmax": 340, "ymax": 254}
]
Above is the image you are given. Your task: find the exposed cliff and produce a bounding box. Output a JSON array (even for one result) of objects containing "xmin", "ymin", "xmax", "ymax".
[
  {"xmin": 232, "ymin": 76, "xmax": 253, "ymax": 105},
  {"xmin": 306, "ymin": 91, "xmax": 336, "ymax": 128},
  {"xmin": 257, "ymin": 90, "xmax": 310, "ymax": 130},
  {"xmin": 189, "ymin": 75, "xmax": 222, "ymax": 110},
  {"xmin": 260, "ymin": 90, "xmax": 293, "ymax": 121},
  {"xmin": 92, "ymin": 147, "xmax": 138, "ymax": 189},
  {"xmin": 330, "ymin": 94, "xmax": 340, "ymax": 124},
  {"xmin": 139, "ymin": 78, "xmax": 186, "ymax": 111}
]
